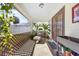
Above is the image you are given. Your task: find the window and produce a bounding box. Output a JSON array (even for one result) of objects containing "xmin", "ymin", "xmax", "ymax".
[
  {"xmin": 10, "ymin": 7, "xmax": 31, "ymax": 34},
  {"xmin": 11, "ymin": 7, "xmax": 30, "ymax": 25}
]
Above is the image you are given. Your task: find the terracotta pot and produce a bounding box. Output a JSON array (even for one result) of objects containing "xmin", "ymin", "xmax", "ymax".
[{"xmin": 64, "ymin": 51, "xmax": 71, "ymax": 56}]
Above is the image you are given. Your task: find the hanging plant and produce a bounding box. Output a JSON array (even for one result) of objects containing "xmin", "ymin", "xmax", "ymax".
[
  {"xmin": 13, "ymin": 16, "xmax": 19, "ymax": 24},
  {"xmin": 0, "ymin": 3, "xmax": 15, "ymax": 55}
]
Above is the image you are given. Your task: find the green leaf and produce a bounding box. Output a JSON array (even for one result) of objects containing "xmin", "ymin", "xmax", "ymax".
[
  {"xmin": 0, "ymin": 3, "xmax": 14, "ymax": 53},
  {"xmin": 9, "ymin": 3, "xmax": 13, "ymax": 10}
]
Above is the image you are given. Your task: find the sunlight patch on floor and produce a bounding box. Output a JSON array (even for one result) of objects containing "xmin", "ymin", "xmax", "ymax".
[{"xmin": 33, "ymin": 43, "xmax": 53, "ymax": 56}]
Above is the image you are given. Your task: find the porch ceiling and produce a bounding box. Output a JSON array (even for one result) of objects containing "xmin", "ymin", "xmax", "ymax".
[{"xmin": 14, "ymin": 3, "xmax": 65, "ymax": 22}]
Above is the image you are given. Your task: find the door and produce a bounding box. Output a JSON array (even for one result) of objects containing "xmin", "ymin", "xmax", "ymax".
[{"xmin": 52, "ymin": 6, "xmax": 65, "ymax": 41}]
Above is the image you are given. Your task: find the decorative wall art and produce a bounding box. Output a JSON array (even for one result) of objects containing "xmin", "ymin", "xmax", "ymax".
[{"xmin": 72, "ymin": 4, "xmax": 79, "ymax": 23}]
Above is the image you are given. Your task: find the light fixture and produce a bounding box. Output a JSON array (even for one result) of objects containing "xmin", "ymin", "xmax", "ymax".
[{"xmin": 39, "ymin": 3, "xmax": 44, "ymax": 8}]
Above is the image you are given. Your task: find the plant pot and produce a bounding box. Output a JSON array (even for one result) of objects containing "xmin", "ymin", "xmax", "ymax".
[{"xmin": 64, "ymin": 51, "xmax": 71, "ymax": 56}]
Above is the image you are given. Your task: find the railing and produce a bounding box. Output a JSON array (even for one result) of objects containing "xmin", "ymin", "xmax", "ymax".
[{"xmin": 0, "ymin": 32, "xmax": 31, "ymax": 56}]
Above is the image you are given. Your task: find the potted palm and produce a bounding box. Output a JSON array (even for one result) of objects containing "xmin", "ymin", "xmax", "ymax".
[{"xmin": 41, "ymin": 24, "xmax": 50, "ymax": 38}]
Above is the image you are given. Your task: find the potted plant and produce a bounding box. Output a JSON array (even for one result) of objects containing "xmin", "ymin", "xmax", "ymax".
[
  {"xmin": 0, "ymin": 3, "xmax": 15, "ymax": 55},
  {"xmin": 40, "ymin": 23, "xmax": 50, "ymax": 38},
  {"xmin": 31, "ymin": 23, "xmax": 41, "ymax": 39}
]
